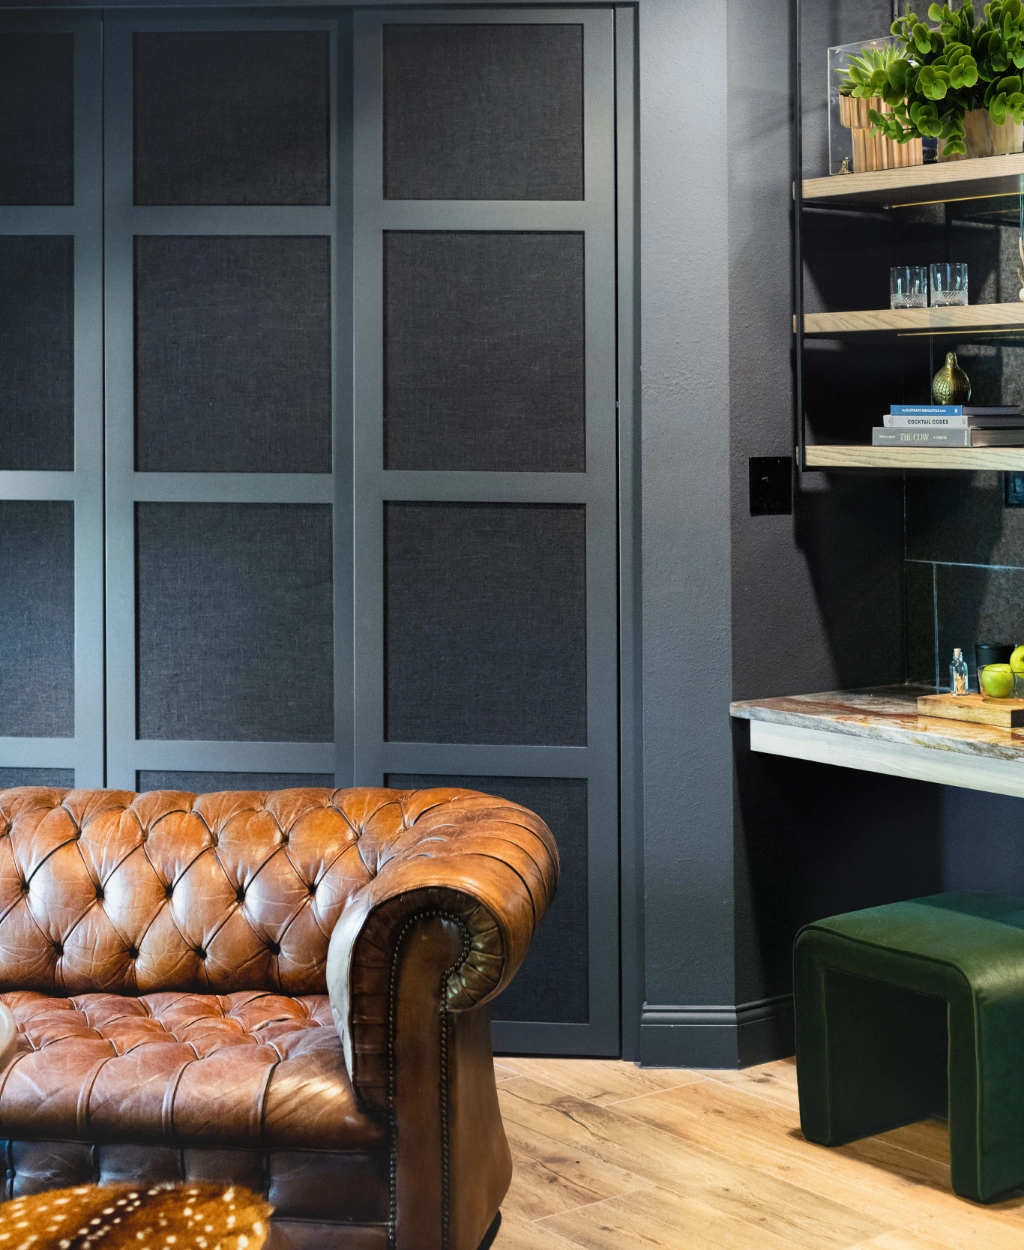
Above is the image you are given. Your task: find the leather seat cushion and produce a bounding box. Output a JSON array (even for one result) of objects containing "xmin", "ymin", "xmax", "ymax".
[
  {"xmin": 0, "ymin": 991, "xmax": 386, "ymax": 1151},
  {"xmin": 0, "ymin": 1138, "xmax": 389, "ymax": 1235}
]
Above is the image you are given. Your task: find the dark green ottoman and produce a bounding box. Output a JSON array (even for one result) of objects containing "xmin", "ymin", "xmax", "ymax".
[{"xmin": 794, "ymin": 891, "xmax": 1024, "ymax": 1202}]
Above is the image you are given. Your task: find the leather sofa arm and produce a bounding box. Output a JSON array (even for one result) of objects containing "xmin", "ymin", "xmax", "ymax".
[{"xmin": 325, "ymin": 788, "xmax": 558, "ymax": 1111}]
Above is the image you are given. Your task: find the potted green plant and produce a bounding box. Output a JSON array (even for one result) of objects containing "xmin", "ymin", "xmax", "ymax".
[
  {"xmin": 837, "ymin": 1, "xmax": 1024, "ymax": 163},
  {"xmin": 836, "ymin": 42, "xmax": 923, "ymax": 171}
]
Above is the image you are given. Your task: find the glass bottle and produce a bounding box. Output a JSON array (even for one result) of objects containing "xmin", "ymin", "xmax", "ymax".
[{"xmin": 950, "ymin": 647, "xmax": 969, "ymax": 696}]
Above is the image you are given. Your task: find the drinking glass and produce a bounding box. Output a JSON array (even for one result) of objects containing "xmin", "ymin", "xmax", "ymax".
[
  {"xmin": 890, "ymin": 265, "xmax": 928, "ymax": 309},
  {"xmin": 930, "ymin": 262, "xmax": 968, "ymax": 306}
]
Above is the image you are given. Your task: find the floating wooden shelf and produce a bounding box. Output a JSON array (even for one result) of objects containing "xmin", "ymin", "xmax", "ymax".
[
  {"xmin": 805, "ymin": 444, "xmax": 1024, "ymax": 470},
  {"xmin": 802, "ymin": 151, "xmax": 1024, "ymax": 208},
  {"xmin": 803, "ymin": 302, "xmax": 1024, "ymax": 335}
]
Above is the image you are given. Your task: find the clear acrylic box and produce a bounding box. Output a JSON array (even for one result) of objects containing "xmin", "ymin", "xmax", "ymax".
[{"xmin": 828, "ymin": 36, "xmax": 901, "ymax": 175}]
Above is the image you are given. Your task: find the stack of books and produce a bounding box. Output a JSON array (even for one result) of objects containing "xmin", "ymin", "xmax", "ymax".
[{"xmin": 872, "ymin": 405, "xmax": 1024, "ymax": 447}]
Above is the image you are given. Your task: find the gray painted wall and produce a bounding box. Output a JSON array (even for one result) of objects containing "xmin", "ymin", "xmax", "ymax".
[{"xmin": 636, "ymin": 0, "xmax": 736, "ymax": 1062}]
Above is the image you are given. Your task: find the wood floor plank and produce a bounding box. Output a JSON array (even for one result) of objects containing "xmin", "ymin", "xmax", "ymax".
[
  {"xmin": 492, "ymin": 1211, "xmax": 579, "ymax": 1250},
  {"xmin": 500, "ymin": 1134, "xmax": 649, "ymax": 1223},
  {"xmin": 605, "ymin": 1078, "xmax": 1024, "ymax": 1248},
  {"xmin": 850, "ymin": 1232, "xmax": 981, "ymax": 1250},
  {"xmin": 498, "ymin": 1079, "xmax": 890, "ymax": 1249},
  {"xmin": 700, "ymin": 1061, "xmax": 801, "ymax": 1111},
  {"xmin": 510, "ymin": 1056, "xmax": 704, "ymax": 1105},
  {"xmin": 873, "ymin": 1119, "xmax": 951, "ymax": 1167},
  {"xmin": 538, "ymin": 1184, "xmax": 812, "ymax": 1250}
]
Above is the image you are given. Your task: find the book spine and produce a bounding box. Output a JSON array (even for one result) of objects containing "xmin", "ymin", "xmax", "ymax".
[
  {"xmin": 883, "ymin": 415, "xmax": 968, "ymax": 427},
  {"xmin": 888, "ymin": 404, "xmax": 962, "ymax": 416},
  {"xmin": 872, "ymin": 428, "xmax": 971, "ymax": 446}
]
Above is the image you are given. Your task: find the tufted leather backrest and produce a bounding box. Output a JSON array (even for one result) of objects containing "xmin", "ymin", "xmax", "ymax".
[{"xmin": 0, "ymin": 785, "xmax": 513, "ymax": 997}]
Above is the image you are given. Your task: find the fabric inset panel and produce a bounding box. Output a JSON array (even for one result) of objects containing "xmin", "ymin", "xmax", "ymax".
[
  {"xmin": 0, "ymin": 237, "xmax": 74, "ymax": 471},
  {"xmin": 0, "ymin": 770, "xmax": 75, "ymax": 789},
  {"xmin": 384, "ymin": 233, "xmax": 585, "ymax": 472},
  {"xmin": 0, "ymin": 502, "xmax": 75, "ymax": 738},
  {"xmin": 0, "ymin": 34, "xmax": 74, "ymax": 206},
  {"xmin": 135, "ymin": 237, "xmax": 331, "ymax": 473},
  {"xmin": 133, "ymin": 32, "xmax": 330, "ymax": 206},
  {"xmin": 136, "ymin": 504, "xmax": 333, "ymax": 742},
  {"xmin": 384, "ymin": 503, "xmax": 586, "ymax": 745},
  {"xmin": 386, "ymin": 774, "xmax": 588, "ymax": 1023},
  {"xmin": 383, "ymin": 24, "xmax": 583, "ymax": 200},
  {"xmin": 138, "ymin": 771, "xmax": 334, "ymax": 792}
]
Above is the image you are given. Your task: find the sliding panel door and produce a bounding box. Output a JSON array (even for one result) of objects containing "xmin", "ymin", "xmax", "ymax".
[
  {"xmin": 353, "ymin": 8, "xmax": 619, "ymax": 1055},
  {"xmin": 104, "ymin": 13, "xmax": 352, "ymax": 792},
  {"xmin": 0, "ymin": 16, "xmax": 104, "ymax": 788}
]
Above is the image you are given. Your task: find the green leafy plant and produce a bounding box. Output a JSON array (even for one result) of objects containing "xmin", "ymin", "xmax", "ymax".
[{"xmin": 837, "ymin": 2, "xmax": 1024, "ymax": 157}]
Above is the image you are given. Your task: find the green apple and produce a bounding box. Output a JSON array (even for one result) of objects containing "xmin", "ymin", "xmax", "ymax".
[
  {"xmin": 981, "ymin": 663, "xmax": 1015, "ymax": 698},
  {"xmin": 1011, "ymin": 645, "xmax": 1024, "ymax": 674}
]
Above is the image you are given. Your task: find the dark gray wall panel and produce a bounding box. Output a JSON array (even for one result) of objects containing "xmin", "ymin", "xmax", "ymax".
[
  {"xmin": 383, "ymin": 23, "xmax": 583, "ymax": 200},
  {"xmin": 135, "ymin": 236, "xmax": 331, "ymax": 473},
  {"xmin": 384, "ymin": 232, "xmax": 585, "ymax": 472},
  {"xmin": 0, "ymin": 502, "xmax": 75, "ymax": 738},
  {"xmin": 387, "ymin": 773, "xmax": 588, "ymax": 1023},
  {"xmin": 138, "ymin": 771, "xmax": 334, "ymax": 792},
  {"xmin": 384, "ymin": 503, "xmax": 587, "ymax": 745},
  {"xmin": 136, "ymin": 503, "xmax": 333, "ymax": 742},
  {"xmin": 0, "ymin": 237, "xmax": 74, "ymax": 472},
  {"xmin": 0, "ymin": 770, "xmax": 75, "ymax": 789},
  {"xmin": 133, "ymin": 32, "xmax": 330, "ymax": 206},
  {"xmin": 0, "ymin": 33, "xmax": 74, "ymax": 206}
]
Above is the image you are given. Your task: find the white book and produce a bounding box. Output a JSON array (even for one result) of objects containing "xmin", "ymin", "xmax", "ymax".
[
  {"xmin": 883, "ymin": 415, "xmax": 968, "ymax": 427},
  {"xmin": 883, "ymin": 414, "xmax": 1024, "ymax": 428}
]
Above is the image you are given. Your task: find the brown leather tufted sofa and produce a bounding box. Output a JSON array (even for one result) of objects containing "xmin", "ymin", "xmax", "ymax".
[{"xmin": 0, "ymin": 786, "xmax": 559, "ymax": 1250}]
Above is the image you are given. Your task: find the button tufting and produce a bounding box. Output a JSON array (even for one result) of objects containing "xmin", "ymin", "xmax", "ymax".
[
  {"xmin": 53, "ymin": 943, "xmax": 63, "ymax": 956},
  {"xmin": 196, "ymin": 949, "xmax": 207, "ymax": 960},
  {"xmin": 127, "ymin": 946, "xmax": 139, "ymax": 959},
  {"xmin": 95, "ymin": 886, "xmax": 103, "ymax": 901},
  {"xmin": 165, "ymin": 885, "xmax": 173, "ymax": 899},
  {"xmin": 236, "ymin": 889, "xmax": 245, "ymax": 903},
  {"xmin": 266, "ymin": 941, "xmax": 280, "ymax": 955}
]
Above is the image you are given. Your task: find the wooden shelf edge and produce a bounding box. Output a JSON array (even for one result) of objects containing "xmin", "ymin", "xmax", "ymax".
[
  {"xmin": 802, "ymin": 151, "xmax": 1024, "ymax": 208},
  {"xmin": 802, "ymin": 302, "xmax": 1024, "ymax": 335},
  {"xmin": 805, "ymin": 444, "xmax": 1024, "ymax": 470}
]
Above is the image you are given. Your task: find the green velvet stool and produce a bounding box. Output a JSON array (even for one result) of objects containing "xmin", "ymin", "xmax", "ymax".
[{"xmin": 794, "ymin": 891, "xmax": 1024, "ymax": 1202}]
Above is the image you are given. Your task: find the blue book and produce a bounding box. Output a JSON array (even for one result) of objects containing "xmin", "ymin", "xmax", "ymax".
[
  {"xmin": 889, "ymin": 404, "xmax": 1019, "ymax": 416},
  {"xmin": 889, "ymin": 404, "xmax": 962, "ymax": 415}
]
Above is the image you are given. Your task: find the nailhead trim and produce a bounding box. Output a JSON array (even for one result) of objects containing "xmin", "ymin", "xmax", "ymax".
[{"xmin": 385, "ymin": 908, "xmax": 471, "ymax": 1250}]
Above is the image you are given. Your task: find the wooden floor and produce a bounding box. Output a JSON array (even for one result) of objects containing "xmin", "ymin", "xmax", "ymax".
[{"xmin": 491, "ymin": 1055, "xmax": 1024, "ymax": 1249}]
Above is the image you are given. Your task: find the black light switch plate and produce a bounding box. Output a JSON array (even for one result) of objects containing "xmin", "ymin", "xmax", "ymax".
[
  {"xmin": 1006, "ymin": 472, "xmax": 1024, "ymax": 507},
  {"xmin": 749, "ymin": 456, "xmax": 793, "ymax": 515}
]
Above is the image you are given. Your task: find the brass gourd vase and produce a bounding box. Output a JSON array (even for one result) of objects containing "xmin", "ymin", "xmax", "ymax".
[{"xmin": 932, "ymin": 351, "xmax": 971, "ymax": 405}]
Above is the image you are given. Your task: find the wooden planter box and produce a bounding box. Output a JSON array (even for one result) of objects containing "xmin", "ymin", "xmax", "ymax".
[{"xmin": 839, "ymin": 94, "xmax": 923, "ymax": 173}]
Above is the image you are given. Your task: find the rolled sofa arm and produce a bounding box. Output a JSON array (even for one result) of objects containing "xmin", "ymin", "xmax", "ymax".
[{"xmin": 326, "ymin": 788, "xmax": 559, "ymax": 1111}]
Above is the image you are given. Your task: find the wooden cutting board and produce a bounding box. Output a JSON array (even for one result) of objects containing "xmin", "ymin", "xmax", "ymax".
[{"xmin": 917, "ymin": 691, "xmax": 1024, "ymax": 728}]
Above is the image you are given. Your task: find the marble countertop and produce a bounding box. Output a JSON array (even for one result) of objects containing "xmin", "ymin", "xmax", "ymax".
[{"xmin": 730, "ymin": 686, "xmax": 1024, "ymax": 765}]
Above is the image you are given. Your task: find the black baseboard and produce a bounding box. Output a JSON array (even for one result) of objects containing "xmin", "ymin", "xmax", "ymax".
[{"xmin": 638, "ymin": 994, "xmax": 794, "ymax": 1068}]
